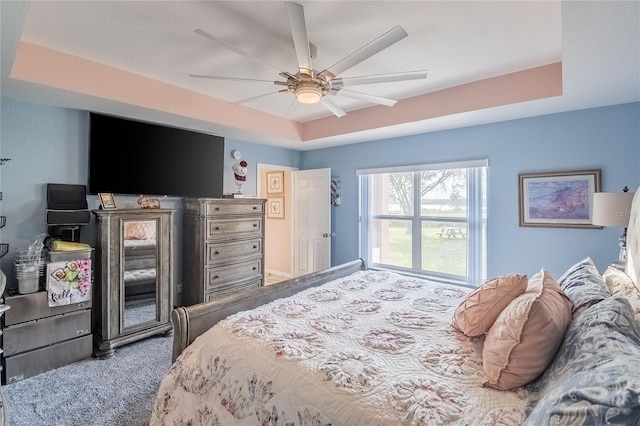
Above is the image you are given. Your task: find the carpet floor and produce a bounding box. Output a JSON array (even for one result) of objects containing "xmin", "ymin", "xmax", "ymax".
[{"xmin": 1, "ymin": 334, "xmax": 173, "ymax": 426}]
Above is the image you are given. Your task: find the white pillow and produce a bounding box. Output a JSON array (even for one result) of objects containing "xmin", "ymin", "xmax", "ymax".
[{"xmin": 603, "ymin": 266, "xmax": 640, "ymax": 316}]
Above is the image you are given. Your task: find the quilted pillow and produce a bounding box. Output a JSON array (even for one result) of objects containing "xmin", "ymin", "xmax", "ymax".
[
  {"xmin": 557, "ymin": 257, "xmax": 610, "ymax": 318},
  {"xmin": 451, "ymin": 274, "xmax": 528, "ymax": 336},
  {"xmin": 482, "ymin": 269, "xmax": 572, "ymax": 390},
  {"xmin": 603, "ymin": 265, "xmax": 640, "ymax": 315},
  {"xmin": 524, "ymin": 296, "xmax": 640, "ymax": 425}
]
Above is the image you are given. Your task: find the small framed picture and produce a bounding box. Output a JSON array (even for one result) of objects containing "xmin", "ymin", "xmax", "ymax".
[
  {"xmin": 267, "ymin": 171, "xmax": 284, "ymax": 194},
  {"xmin": 99, "ymin": 193, "xmax": 117, "ymax": 210},
  {"xmin": 518, "ymin": 169, "xmax": 601, "ymax": 228},
  {"xmin": 267, "ymin": 197, "xmax": 284, "ymax": 219}
]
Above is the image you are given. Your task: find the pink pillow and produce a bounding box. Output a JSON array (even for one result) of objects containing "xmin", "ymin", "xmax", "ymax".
[
  {"xmin": 451, "ymin": 275, "xmax": 528, "ymax": 336},
  {"xmin": 482, "ymin": 269, "xmax": 572, "ymax": 390}
]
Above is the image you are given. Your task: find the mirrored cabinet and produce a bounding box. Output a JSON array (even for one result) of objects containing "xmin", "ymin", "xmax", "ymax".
[{"xmin": 92, "ymin": 209, "xmax": 174, "ymax": 359}]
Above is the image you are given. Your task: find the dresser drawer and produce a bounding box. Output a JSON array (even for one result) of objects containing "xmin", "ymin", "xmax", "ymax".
[
  {"xmin": 4, "ymin": 309, "xmax": 92, "ymax": 356},
  {"xmin": 205, "ymin": 258, "xmax": 262, "ymax": 290},
  {"xmin": 5, "ymin": 291, "xmax": 92, "ymax": 326},
  {"xmin": 206, "ymin": 217, "xmax": 263, "ymax": 238},
  {"xmin": 205, "ymin": 278, "xmax": 263, "ymax": 302},
  {"xmin": 5, "ymin": 334, "xmax": 93, "ymax": 384},
  {"xmin": 205, "ymin": 201, "xmax": 264, "ymax": 216},
  {"xmin": 206, "ymin": 238, "xmax": 263, "ymax": 264}
]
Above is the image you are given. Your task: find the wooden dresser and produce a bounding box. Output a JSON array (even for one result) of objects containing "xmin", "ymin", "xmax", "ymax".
[
  {"xmin": 93, "ymin": 209, "xmax": 174, "ymax": 358},
  {"xmin": 182, "ymin": 198, "xmax": 266, "ymax": 306}
]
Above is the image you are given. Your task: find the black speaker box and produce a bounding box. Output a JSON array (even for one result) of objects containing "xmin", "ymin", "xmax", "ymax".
[
  {"xmin": 47, "ymin": 183, "xmax": 88, "ymax": 210},
  {"xmin": 46, "ymin": 209, "xmax": 90, "ymax": 225},
  {"xmin": 46, "ymin": 183, "xmax": 90, "ymax": 225}
]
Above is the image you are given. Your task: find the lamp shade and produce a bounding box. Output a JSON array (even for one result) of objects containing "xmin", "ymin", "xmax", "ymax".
[{"xmin": 592, "ymin": 191, "xmax": 635, "ymax": 227}]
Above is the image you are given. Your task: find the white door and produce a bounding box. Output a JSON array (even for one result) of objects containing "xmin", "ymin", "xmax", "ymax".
[{"xmin": 293, "ymin": 168, "xmax": 331, "ymax": 276}]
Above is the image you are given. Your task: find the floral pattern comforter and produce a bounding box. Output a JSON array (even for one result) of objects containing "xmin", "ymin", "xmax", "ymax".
[{"xmin": 150, "ymin": 271, "xmax": 529, "ymax": 425}]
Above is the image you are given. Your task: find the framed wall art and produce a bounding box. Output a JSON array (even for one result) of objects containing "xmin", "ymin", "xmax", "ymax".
[
  {"xmin": 98, "ymin": 193, "xmax": 117, "ymax": 210},
  {"xmin": 267, "ymin": 171, "xmax": 284, "ymax": 194},
  {"xmin": 518, "ymin": 169, "xmax": 601, "ymax": 228},
  {"xmin": 267, "ymin": 197, "xmax": 284, "ymax": 219}
]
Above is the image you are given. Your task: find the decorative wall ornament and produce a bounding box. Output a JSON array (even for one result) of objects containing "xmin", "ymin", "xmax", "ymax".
[
  {"xmin": 267, "ymin": 197, "xmax": 285, "ymax": 219},
  {"xmin": 267, "ymin": 171, "xmax": 284, "ymax": 194},
  {"xmin": 233, "ymin": 160, "xmax": 248, "ymax": 193},
  {"xmin": 331, "ymin": 177, "xmax": 341, "ymax": 206},
  {"xmin": 518, "ymin": 169, "xmax": 601, "ymax": 228}
]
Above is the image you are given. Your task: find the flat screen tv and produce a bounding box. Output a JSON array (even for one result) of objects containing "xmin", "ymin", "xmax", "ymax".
[{"xmin": 88, "ymin": 113, "xmax": 225, "ymax": 198}]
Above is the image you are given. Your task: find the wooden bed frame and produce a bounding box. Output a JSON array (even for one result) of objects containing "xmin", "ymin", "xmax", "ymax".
[{"xmin": 171, "ymin": 258, "xmax": 367, "ymax": 361}]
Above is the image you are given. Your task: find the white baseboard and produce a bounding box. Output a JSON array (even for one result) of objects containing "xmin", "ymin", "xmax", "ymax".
[{"xmin": 265, "ymin": 269, "xmax": 292, "ymax": 278}]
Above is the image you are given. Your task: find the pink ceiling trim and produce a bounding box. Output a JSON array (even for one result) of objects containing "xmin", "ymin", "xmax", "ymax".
[
  {"xmin": 10, "ymin": 42, "xmax": 303, "ymax": 140},
  {"xmin": 301, "ymin": 62, "xmax": 563, "ymax": 141},
  {"xmin": 10, "ymin": 42, "xmax": 561, "ymax": 143}
]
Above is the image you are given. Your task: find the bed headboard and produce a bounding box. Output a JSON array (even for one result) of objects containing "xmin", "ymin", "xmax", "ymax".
[{"xmin": 625, "ymin": 186, "xmax": 640, "ymax": 288}]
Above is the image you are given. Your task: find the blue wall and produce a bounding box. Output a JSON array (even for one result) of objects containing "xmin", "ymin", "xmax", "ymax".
[
  {"xmin": 1, "ymin": 98, "xmax": 638, "ymax": 291},
  {"xmin": 303, "ymin": 102, "xmax": 640, "ymax": 280},
  {"xmin": 0, "ymin": 99, "xmax": 302, "ymax": 292}
]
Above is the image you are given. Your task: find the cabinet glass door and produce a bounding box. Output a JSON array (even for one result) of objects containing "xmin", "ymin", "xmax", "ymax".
[{"xmin": 122, "ymin": 219, "xmax": 158, "ymax": 329}]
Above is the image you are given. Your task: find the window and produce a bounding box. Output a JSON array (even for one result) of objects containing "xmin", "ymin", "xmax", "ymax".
[{"xmin": 358, "ymin": 160, "xmax": 487, "ymax": 285}]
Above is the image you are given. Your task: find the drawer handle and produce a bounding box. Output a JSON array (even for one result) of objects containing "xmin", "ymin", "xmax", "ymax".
[
  {"xmin": 253, "ymin": 245, "xmax": 257, "ymax": 249},
  {"xmin": 215, "ymin": 207, "xmax": 220, "ymax": 211},
  {"xmin": 252, "ymin": 267, "xmax": 257, "ymax": 270},
  {"xmin": 214, "ymin": 226, "xmax": 220, "ymax": 231},
  {"xmin": 213, "ymin": 275, "xmax": 220, "ymax": 280},
  {"xmin": 214, "ymin": 250, "xmax": 220, "ymax": 255},
  {"xmin": 77, "ymin": 329, "xmax": 89, "ymax": 336},
  {"xmin": 253, "ymin": 224, "xmax": 257, "ymax": 227},
  {"xmin": 253, "ymin": 206, "xmax": 257, "ymax": 210}
]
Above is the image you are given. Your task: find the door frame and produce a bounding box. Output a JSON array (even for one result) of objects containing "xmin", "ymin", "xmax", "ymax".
[{"xmin": 257, "ymin": 163, "xmax": 298, "ymax": 278}]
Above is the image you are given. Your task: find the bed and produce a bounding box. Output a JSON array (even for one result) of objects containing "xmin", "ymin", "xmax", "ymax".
[{"xmin": 150, "ymin": 189, "xmax": 640, "ymax": 425}]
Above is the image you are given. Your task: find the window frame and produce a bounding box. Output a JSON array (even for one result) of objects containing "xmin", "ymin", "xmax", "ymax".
[{"xmin": 358, "ymin": 160, "xmax": 487, "ymax": 286}]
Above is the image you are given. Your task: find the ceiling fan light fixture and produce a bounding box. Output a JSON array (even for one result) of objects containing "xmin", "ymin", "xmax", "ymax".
[{"xmin": 295, "ymin": 85, "xmax": 322, "ymax": 104}]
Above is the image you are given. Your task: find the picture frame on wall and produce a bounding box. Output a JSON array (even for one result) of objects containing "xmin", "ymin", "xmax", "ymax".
[
  {"xmin": 267, "ymin": 197, "xmax": 284, "ymax": 219},
  {"xmin": 98, "ymin": 193, "xmax": 117, "ymax": 210},
  {"xmin": 267, "ymin": 171, "xmax": 284, "ymax": 194},
  {"xmin": 518, "ymin": 169, "xmax": 601, "ymax": 228}
]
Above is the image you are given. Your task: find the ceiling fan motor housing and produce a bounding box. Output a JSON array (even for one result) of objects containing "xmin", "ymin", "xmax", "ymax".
[{"xmin": 289, "ymin": 72, "xmax": 332, "ymax": 104}]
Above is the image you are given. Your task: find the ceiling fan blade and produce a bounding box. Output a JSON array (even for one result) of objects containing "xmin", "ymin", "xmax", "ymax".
[
  {"xmin": 194, "ymin": 28, "xmax": 283, "ymax": 74},
  {"xmin": 331, "ymin": 70, "xmax": 428, "ymax": 88},
  {"xmin": 285, "ymin": 2, "xmax": 313, "ymax": 76},
  {"xmin": 319, "ymin": 26, "xmax": 408, "ymax": 80},
  {"xmin": 231, "ymin": 90, "xmax": 288, "ymax": 105},
  {"xmin": 188, "ymin": 74, "xmax": 279, "ymax": 84},
  {"xmin": 335, "ymin": 89, "xmax": 397, "ymax": 107},
  {"xmin": 284, "ymin": 97, "xmax": 299, "ymax": 117},
  {"xmin": 320, "ymin": 97, "xmax": 346, "ymax": 118}
]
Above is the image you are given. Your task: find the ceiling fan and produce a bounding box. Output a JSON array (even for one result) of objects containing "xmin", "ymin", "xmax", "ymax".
[{"xmin": 189, "ymin": 2, "xmax": 427, "ymax": 118}]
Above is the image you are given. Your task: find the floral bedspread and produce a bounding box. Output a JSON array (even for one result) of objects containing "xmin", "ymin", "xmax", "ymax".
[{"xmin": 150, "ymin": 270, "xmax": 529, "ymax": 425}]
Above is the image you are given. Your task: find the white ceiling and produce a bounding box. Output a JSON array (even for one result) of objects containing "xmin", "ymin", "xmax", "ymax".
[{"xmin": 1, "ymin": 1, "xmax": 639, "ymax": 150}]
